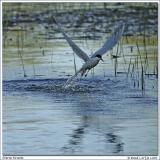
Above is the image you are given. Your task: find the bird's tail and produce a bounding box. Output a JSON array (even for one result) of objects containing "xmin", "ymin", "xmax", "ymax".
[{"xmin": 63, "ymin": 68, "xmax": 82, "ymax": 89}]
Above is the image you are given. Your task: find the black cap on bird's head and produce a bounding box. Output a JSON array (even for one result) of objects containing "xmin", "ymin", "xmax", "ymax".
[{"xmin": 96, "ymin": 54, "xmax": 104, "ymax": 62}]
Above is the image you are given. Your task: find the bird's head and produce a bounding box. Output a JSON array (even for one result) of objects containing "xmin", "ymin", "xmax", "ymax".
[{"xmin": 96, "ymin": 54, "xmax": 104, "ymax": 62}]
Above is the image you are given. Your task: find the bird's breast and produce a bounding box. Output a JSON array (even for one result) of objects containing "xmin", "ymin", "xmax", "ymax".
[{"xmin": 82, "ymin": 58, "xmax": 100, "ymax": 70}]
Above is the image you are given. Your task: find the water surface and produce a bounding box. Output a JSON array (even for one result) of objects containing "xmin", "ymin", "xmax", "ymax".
[{"xmin": 3, "ymin": 77, "xmax": 158, "ymax": 155}]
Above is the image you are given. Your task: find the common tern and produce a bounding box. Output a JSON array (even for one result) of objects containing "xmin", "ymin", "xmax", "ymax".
[{"xmin": 53, "ymin": 18, "xmax": 125, "ymax": 85}]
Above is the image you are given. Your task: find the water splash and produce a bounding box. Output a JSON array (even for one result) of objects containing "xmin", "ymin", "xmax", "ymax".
[
  {"xmin": 63, "ymin": 69, "xmax": 82, "ymax": 89},
  {"xmin": 3, "ymin": 78, "xmax": 113, "ymax": 94}
]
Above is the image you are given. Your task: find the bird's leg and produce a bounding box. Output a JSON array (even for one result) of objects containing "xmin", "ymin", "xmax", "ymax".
[
  {"xmin": 81, "ymin": 69, "xmax": 86, "ymax": 77},
  {"xmin": 85, "ymin": 69, "xmax": 90, "ymax": 77}
]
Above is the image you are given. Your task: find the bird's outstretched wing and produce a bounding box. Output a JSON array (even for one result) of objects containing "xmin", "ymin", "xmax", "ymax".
[
  {"xmin": 91, "ymin": 22, "xmax": 125, "ymax": 58},
  {"xmin": 53, "ymin": 18, "xmax": 90, "ymax": 62}
]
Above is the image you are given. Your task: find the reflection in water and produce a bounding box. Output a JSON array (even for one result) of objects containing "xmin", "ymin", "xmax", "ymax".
[
  {"xmin": 61, "ymin": 94, "xmax": 125, "ymax": 154},
  {"xmin": 106, "ymin": 133, "xmax": 124, "ymax": 154},
  {"xmin": 62, "ymin": 115, "xmax": 124, "ymax": 154},
  {"xmin": 62, "ymin": 116, "xmax": 89, "ymax": 153}
]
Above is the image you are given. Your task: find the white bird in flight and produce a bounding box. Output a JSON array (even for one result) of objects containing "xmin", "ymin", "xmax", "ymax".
[{"xmin": 54, "ymin": 18, "xmax": 125, "ymax": 86}]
